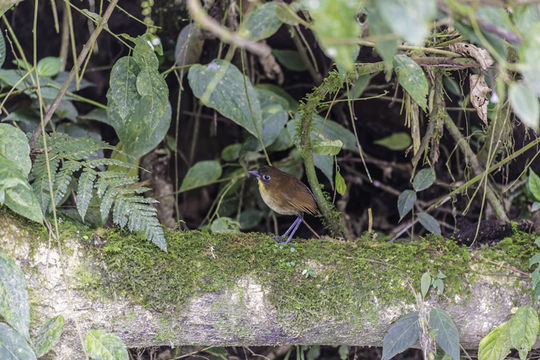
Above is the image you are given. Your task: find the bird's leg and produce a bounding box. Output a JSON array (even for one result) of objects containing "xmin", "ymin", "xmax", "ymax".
[
  {"xmin": 276, "ymin": 216, "xmax": 301, "ymax": 239},
  {"xmin": 279, "ymin": 216, "xmax": 303, "ymax": 245}
]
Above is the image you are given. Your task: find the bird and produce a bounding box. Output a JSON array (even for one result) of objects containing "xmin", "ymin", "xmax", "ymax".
[{"xmin": 248, "ymin": 166, "xmax": 318, "ymax": 244}]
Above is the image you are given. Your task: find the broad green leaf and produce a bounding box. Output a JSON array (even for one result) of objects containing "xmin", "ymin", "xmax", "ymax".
[
  {"xmin": 314, "ymin": 153, "xmax": 334, "ymax": 188},
  {"xmin": 106, "ymin": 57, "xmax": 139, "ymax": 120},
  {"xmin": 136, "ymin": 67, "xmax": 153, "ymax": 96},
  {"xmin": 33, "ymin": 315, "xmax": 64, "ymax": 358},
  {"xmin": 367, "ymin": 1, "xmax": 398, "ymax": 74},
  {"xmin": 0, "ymin": 30, "xmax": 5, "ymax": 69},
  {"xmin": 509, "ymin": 306, "xmax": 539, "ymax": 360},
  {"xmin": 519, "ymin": 23, "xmax": 540, "ymax": 97},
  {"xmin": 413, "ymin": 168, "xmax": 435, "ymax": 192},
  {"xmin": 275, "ymin": 3, "xmax": 300, "ymax": 25},
  {"xmin": 336, "ymin": 170, "xmax": 346, "ymax": 196},
  {"xmin": 375, "ymin": 0, "xmax": 435, "ymax": 45},
  {"xmin": 221, "ymin": 143, "xmax": 242, "ymax": 162},
  {"xmin": 374, "ymin": 132, "xmax": 411, "ymax": 151},
  {"xmin": 36, "ymin": 57, "xmax": 62, "ymax": 77},
  {"xmin": 175, "ymin": 23, "xmax": 204, "ymax": 67},
  {"xmin": 272, "ymin": 49, "xmax": 307, "ymax": 71},
  {"xmin": 256, "ymin": 83, "xmax": 298, "ymax": 111},
  {"xmin": 0, "ymin": 155, "xmax": 43, "ymax": 223},
  {"xmin": 512, "ymin": 4, "xmax": 539, "ymax": 35},
  {"xmin": 132, "ymin": 37, "xmax": 159, "ymax": 69},
  {"xmin": 304, "ymin": 0, "xmax": 362, "ymax": 71},
  {"xmin": 528, "ymin": 169, "xmax": 540, "ymax": 201},
  {"xmin": 313, "ymin": 139, "xmax": 343, "ymax": 155},
  {"xmin": 288, "ymin": 114, "xmax": 358, "ymax": 152},
  {"xmin": 0, "ymin": 322, "xmax": 36, "ymax": 360},
  {"xmin": 382, "ymin": 312, "xmax": 420, "ymax": 360},
  {"xmin": 239, "ymin": 209, "xmax": 263, "ymax": 230},
  {"xmin": 397, "ymin": 189, "xmax": 416, "ymax": 220},
  {"xmin": 179, "ymin": 160, "xmax": 222, "ymax": 193},
  {"xmin": 338, "ymin": 346, "xmax": 349, "ymax": 360},
  {"xmin": 240, "ymin": 2, "xmax": 283, "ymax": 41},
  {"xmin": 429, "ymin": 308, "xmax": 460, "ymax": 360},
  {"xmin": 257, "ymin": 88, "xmax": 289, "ymax": 146},
  {"xmin": 509, "ymin": 82, "xmax": 539, "ymax": 131},
  {"xmin": 420, "ymin": 272, "xmax": 431, "ymax": 298},
  {"xmin": 478, "ymin": 321, "xmax": 511, "ymax": 360},
  {"xmin": 0, "ymin": 253, "xmax": 30, "ymax": 338},
  {"xmin": 393, "ymin": 55, "xmax": 429, "ymax": 111},
  {"xmin": 530, "ymin": 252, "xmax": 540, "ymax": 266},
  {"xmin": 188, "ymin": 60, "xmax": 262, "ymax": 138},
  {"xmin": 417, "ymin": 212, "xmax": 441, "ymax": 235},
  {"xmin": 211, "ymin": 217, "xmax": 241, "ymax": 233},
  {"xmin": 85, "ymin": 329, "xmax": 129, "ymax": 360},
  {"xmin": 0, "ymin": 124, "xmax": 31, "ymax": 176}
]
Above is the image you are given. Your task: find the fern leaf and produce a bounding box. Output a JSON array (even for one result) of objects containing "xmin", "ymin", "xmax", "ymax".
[
  {"xmin": 112, "ymin": 197, "xmax": 128, "ymax": 227},
  {"xmin": 31, "ymin": 155, "xmax": 60, "ymax": 213},
  {"xmin": 76, "ymin": 168, "xmax": 96, "ymax": 221},
  {"xmin": 85, "ymin": 158, "xmax": 137, "ymax": 169},
  {"xmin": 47, "ymin": 133, "xmax": 113, "ymax": 160},
  {"xmin": 99, "ymin": 187, "xmax": 116, "ymax": 221},
  {"xmin": 53, "ymin": 161, "xmax": 81, "ymax": 207}
]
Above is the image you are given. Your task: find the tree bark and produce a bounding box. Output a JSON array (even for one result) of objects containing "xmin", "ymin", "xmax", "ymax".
[{"xmin": 0, "ymin": 210, "xmax": 535, "ymax": 359}]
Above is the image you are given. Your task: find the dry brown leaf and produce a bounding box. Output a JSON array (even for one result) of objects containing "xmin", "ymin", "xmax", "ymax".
[
  {"xmin": 449, "ymin": 42, "xmax": 494, "ymax": 70},
  {"xmin": 470, "ymin": 74, "xmax": 491, "ymax": 124}
]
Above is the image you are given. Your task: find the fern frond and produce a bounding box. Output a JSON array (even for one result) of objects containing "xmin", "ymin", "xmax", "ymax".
[
  {"xmin": 53, "ymin": 160, "xmax": 81, "ymax": 207},
  {"xmin": 100, "ymin": 187, "xmax": 116, "ymax": 221},
  {"xmin": 47, "ymin": 133, "xmax": 113, "ymax": 160},
  {"xmin": 85, "ymin": 158, "xmax": 137, "ymax": 169},
  {"xmin": 31, "ymin": 155, "xmax": 60, "ymax": 213},
  {"xmin": 76, "ymin": 168, "xmax": 97, "ymax": 221}
]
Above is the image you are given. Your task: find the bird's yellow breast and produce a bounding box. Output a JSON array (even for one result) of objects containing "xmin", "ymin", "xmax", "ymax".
[{"xmin": 257, "ymin": 179, "xmax": 298, "ymax": 215}]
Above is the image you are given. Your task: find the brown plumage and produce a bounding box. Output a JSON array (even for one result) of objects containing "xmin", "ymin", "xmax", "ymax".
[{"xmin": 248, "ymin": 166, "xmax": 318, "ymax": 243}]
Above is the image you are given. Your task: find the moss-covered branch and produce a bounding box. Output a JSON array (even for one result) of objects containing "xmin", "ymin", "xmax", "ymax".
[{"xmin": 1, "ymin": 209, "xmax": 537, "ymax": 356}]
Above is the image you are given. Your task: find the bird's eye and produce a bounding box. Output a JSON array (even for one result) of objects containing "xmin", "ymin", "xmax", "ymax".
[{"xmin": 263, "ymin": 174, "xmax": 271, "ymax": 181}]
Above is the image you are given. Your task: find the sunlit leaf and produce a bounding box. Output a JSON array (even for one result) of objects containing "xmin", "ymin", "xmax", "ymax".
[
  {"xmin": 478, "ymin": 321, "xmax": 511, "ymax": 360},
  {"xmin": 33, "ymin": 316, "xmax": 64, "ymax": 358},
  {"xmin": 85, "ymin": 330, "xmax": 128, "ymax": 360},
  {"xmin": 336, "ymin": 171, "xmax": 346, "ymax": 196},
  {"xmin": 0, "ymin": 124, "xmax": 31, "ymax": 176},
  {"xmin": 509, "ymin": 306, "xmax": 539, "ymax": 360},
  {"xmin": 0, "ymin": 322, "xmax": 36, "ymax": 360},
  {"xmin": 313, "ymin": 139, "xmax": 343, "ymax": 155},
  {"xmin": 0, "ymin": 253, "xmax": 30, "ymax": 338}
]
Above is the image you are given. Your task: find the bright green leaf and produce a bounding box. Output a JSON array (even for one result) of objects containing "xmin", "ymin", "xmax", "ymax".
[
  {"xmin": 179, "ymin": 160, "xmax": 222, "ymax": 193},
  {"xmin": 0, "ymin": 322, "xmax": 36, "ymax": 360},
  {"xmin": 420, "ymin": 272, "xmax": 431, "ymax": 298},
  {"xmin": 509, "ymin": 306, "xmax": 539, "ymax": 360},
  {"xmin": 211, "ymin": 217, "xmax": 241, "ymax": 233},
  {"xmin": 221, "ymin": 143, "xmax": 242, "ymax": 162},
  {"xmin": 85, "ymin": 329, "xmax": 129, "ymax": 360},
  {"xmin": 33, "ymin": 315, "xmax": 64, "ymax": 358},
  {"xmin": 0, "ymin": 253, "xmax": 30, "ymax": 339},
  {"xmin": 397, "ymin": 189, "xmax": 416, "ymax": 220},
  {"xmin": 374, "ymin": 132, "xmax": 412, "ymax": 151},
  {"xmin": 413, "ymin": 168, "xmax": 435, "ymax": 192},
  {"xmin": 393, "ymin": 55, "xmax": 429, "ymax": 111},
  {"xmin": 382, "ymin": 312, "xmax": 420, "ymax": 360},
  {"xmin": 36, "ymin": 57, "xmax": 62, "ymax": 77},
  {"xmin": 478, "ymin": 321, "xmax": 511, "ymax": 360},
  {"xmin": 188, "ymin": 60, "xmax": 262, "ymax": 138},
  {"xmin": 240, "ymin": 2, "xmax": 283, "ymax": 41},
  {"xmin": 528, "ymin": 169, "xmax": 540, "ymax": 201},
  {"xmin": 304, "ymin": 0, "xmax": 362, "ymax": 72},
  {"xmin": 313, "ymin": 139, "xmax": 343, "ymax": 156},
  {"xmin": 509, "ymin": 82, "xmax": 539, "ymax": 131},
  {"xmin": 336, "ymin": 171, "xmax": 346, "ymax": 196},
  {"xmin": 417, "ymin": 212, "xmax": 441, "ymax": 235},
  {"xmin": 429, "ymin": 308, "xmax": 460, "ymax": 360},
  {"xmin": 375, "ymin": 0, "xmax": 435, "ymax": 45},
  {"xmin": 0, "ymin": 124, "xmax": 31, "ymax": 176},
  {"xmin": 519, "ymin": 23, "xmax": 540, "ymax": 98},
  {"xmin": 0, "ymin": 155, "xmax": 43, "ymax": 223},
  {"xmin": 350, "ymin": 75, "xmax": 370, "ymax": 99},
  {"xmin": 512, "ymin": 4, "xmax": 539, "ymax": 35}
]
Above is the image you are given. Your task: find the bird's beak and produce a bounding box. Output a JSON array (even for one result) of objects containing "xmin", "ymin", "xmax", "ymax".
[{"xmin": 248, "ymin": 170, "xmax": 260, "ymax": 178}]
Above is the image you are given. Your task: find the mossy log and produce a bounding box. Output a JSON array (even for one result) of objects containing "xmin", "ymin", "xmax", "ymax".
[{"xmin": 0, "ymin": 209, "xmax": 537, "ymax": 359}]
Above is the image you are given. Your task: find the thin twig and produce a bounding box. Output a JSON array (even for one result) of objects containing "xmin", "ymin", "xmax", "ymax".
[{"xmin": 29, "ymin": 0, "xmax": 120, "ymax": 149}]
